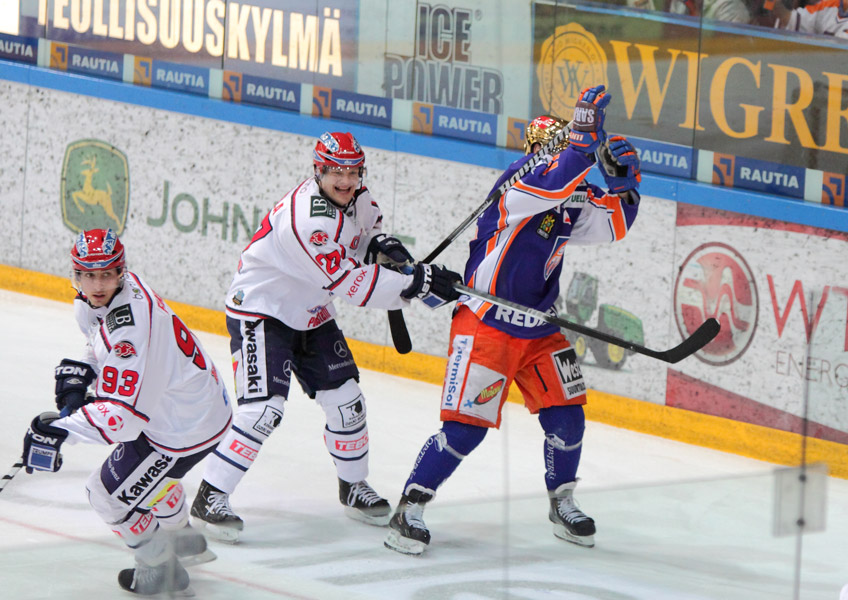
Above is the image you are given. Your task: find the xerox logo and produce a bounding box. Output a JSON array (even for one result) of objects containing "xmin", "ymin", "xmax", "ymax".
[{"xmin": 674, "ymin": 242, "xmax": 758, "ymax": 365}]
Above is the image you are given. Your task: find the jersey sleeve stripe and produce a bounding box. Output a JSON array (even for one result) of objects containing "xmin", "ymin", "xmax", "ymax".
[
  {"xmin": 326, "ymin": 270, "xmax": 351, "ymax": 291},
  {"xmin": 225, "ymin": 307, "xmax": 272, "ymax": 320},
  {"xmin": 359, "ymin": 267, "xmax": 380, "ymax": 307},
  {"xmin": 489, "ymin": 218, "xmax": 531, "ymax": 294},
  {"xmin": 512, "ymin": 166, "xmax": 588, "ymax": 201},
  {"xmin": 333, "ymin": 212, "xmax": 344, "ymax": 243},
  {"xmin": 80, "ymin": 405, "xmax": 116, "ymax": 444},
  {"xmin": 96, "ymin": 398, "xmax": 151, "ymax": 421},
  {"xmin": 99, "ymin": 324, "xmax": 112, "ymax": 350}
]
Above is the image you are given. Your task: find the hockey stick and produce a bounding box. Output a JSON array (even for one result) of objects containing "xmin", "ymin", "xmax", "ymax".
[
  {"xmin": 0, "ymin": 458, "xmax": 24, "ymax": 495},
  {"xmin": 386, "ymin": 126, "xmax": 572, "ymax": 354},
  {"xmin": 455, "ymin": 284, "xmax": 720, "ymax": 364}
]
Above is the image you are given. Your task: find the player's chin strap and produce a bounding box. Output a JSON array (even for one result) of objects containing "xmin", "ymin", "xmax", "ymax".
[
  {"xmin": 387, "ymin": 126, "xmax": 571, "ymax": 355},
  {"xmin": 454, "ymin": 284, "xmax": 720, "ymax": 364}
]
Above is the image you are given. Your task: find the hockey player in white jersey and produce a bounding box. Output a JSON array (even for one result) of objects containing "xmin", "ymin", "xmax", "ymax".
[
  {"xmin": 189, "ymin": 131, "xmax": 462, "ymax": 542},
  {"xmin": 20, "ymin": 229, "xmax": 234, "ymax": 595}
]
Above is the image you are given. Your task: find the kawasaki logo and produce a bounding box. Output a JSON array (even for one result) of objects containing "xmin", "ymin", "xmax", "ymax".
[{"xmin": 116, "ymin": 456, "xmax": 173, "ymax": 505}]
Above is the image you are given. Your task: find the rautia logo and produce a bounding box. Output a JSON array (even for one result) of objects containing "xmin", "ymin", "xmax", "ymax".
[{"xmin": 674, "ymin": 242, "xmax": 759, "ymax": 365}]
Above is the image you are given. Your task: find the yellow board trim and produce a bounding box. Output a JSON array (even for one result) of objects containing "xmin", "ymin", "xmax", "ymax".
[{"xmin": 3, "ymin": 264, "xmax": 845, "ymax": 479}]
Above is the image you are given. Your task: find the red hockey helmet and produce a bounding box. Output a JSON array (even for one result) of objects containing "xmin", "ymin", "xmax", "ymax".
[
  {"xmin": 313, "ymin": 131, "xmax": 365, "ymax": 172},
  {"xmin": 71, "ymin": 229, "xmax": 126, "ymax": 272}
]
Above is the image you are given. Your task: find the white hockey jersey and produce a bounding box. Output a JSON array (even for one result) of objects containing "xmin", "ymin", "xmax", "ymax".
[
  {"xmin": 225, "ymin": 178, "xmax": 412, "ymax": 330},
  {"xmin": 786, "ymin": 0, "xmax": 848, "ymax": 38},
  {"xmin": 55, "ymin": 272, "xmax": 233, "ymax": 456}
]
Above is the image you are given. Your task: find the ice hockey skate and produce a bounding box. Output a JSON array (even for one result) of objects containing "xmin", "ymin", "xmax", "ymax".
[
  {"xmin": 548, "ymin": 482, "xmax": 595, "ymax": 547},
  {"xmin": 384, "ymin": 489, "xmax": 433, "ymax": 555},
  {"xmin": 190, "ymin": 480, "xmax": 244, "ymax": 543},
  {"xmin": 339, "ymin": 478, "xmax": 391, "ymax": 526},
  {"xmin": 172, "ymin": 524, "xmax": 217, "ymax": 567},
  {"xmin": 117, "ymin": 556, "xmax": 192, "ymax": 596}
]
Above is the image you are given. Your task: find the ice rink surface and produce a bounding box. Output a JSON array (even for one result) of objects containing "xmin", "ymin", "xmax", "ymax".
[{"xmin": 0, "ymin": 289, "xmax": 845, "ymax": 599}]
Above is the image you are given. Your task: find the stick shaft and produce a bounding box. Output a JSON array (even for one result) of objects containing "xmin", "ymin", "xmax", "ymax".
[{"xmin": 455, "ymin": 284, "xmax": 719, "ymax": 364}]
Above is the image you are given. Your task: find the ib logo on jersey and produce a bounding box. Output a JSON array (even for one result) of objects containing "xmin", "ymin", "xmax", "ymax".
[{"xmin": 673, "ymin": 242, "xmax": 758, "ymax": 366}]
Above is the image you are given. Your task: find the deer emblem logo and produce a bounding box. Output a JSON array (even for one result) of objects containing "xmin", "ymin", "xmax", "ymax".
[{"xmin": 61, "ymin": 140, "xmax": 129, "ymax": 235}]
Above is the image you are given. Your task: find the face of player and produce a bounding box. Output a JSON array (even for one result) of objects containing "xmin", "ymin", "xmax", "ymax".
[
  {"xmin": 76, "ymin": 268, "xmax": 122, "ymax": 307},
  {"xmin": 317, "ymin": 166, "xmax": 362, "ymax": 207}
]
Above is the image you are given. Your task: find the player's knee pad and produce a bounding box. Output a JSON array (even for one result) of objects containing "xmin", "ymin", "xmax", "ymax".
[
  {"xmin": 150, "ymin": 482, "xmax": 188, "ymax": 530},
  {"xmin": 539, "ymin": 404, "xmax": 585, "ymax": 450},
  {"xmin": 403, "ymin": 422, "xmax": 487, "ymax": 494},
  {"xmin": 109, "ymin": 510, "xmax": 159, "ymax": 550},
  {"xmin": 441, "ymin": 420, "xmax": 488, "ymax": 456},
  {"xmin": 316, "ymin": 378, "xmax": 366, "ymax": 432},
  {"xmin": 316, "ymin": 380, "xmax": 369, "ymax": 480},
  {"xmin": 232, "ymin": 394, "xmax": 286, "ymax": 443}
]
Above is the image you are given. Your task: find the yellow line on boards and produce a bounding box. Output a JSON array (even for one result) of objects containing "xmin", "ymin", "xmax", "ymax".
[{"xmin": 1, "ymin": 263, "xmax": 845, "ymax": 478}]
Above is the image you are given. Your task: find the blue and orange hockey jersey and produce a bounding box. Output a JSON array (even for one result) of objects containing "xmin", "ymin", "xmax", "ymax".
[{"xmin": 461, "ymin": 147, "xmax": 639, "ymax": 339}]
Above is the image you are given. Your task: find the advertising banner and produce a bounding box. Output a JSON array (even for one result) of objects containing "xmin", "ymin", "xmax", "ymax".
[
  {"xmin": 668, "ymin": 203, "xmax": 848, "ymax": 443},
  {"xmin": 532, "ymin": 1, "xmax": 848, "ymax": 176}
]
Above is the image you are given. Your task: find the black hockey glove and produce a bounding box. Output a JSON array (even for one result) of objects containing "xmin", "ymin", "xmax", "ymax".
[
  {"xmin": 22, "ymin": 412, "xmax": 69, "ymax": 474},
  {"xmin": 366, "ymin": 234, "xmax": 414, "ymax": 269},
  {"xmin": 569, "ymin": 85, "xmax": 611, "ymax": 154},
  {"xmin": 54, "ymin": 359, "xmax": 96, "ymax": 413},
  {"xmin": 596, "ymin": 135, "xmax": 642, "ymax": 195},
  {"xmin": 401, "ymin": 263, "xmax": 463, "ymax": 308}
]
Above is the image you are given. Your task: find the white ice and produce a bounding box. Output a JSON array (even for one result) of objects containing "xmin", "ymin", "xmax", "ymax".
[{"xmin": 0, "ymin": 289, "xmax": 845, "ymax": 599}]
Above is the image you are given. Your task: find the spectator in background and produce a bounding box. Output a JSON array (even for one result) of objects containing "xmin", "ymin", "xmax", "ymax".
[
  {"xmin": 626, "ymin": 0, "xmax": 752, "ymax": 23},
  {"xmin": 757, "ymin": 0, "xmax": 848, "ymax": 38}
]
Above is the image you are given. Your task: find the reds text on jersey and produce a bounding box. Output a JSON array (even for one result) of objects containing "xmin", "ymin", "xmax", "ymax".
[{"xmin": 461, "ymin": 146, "xmax": 639, "ymax": 339}]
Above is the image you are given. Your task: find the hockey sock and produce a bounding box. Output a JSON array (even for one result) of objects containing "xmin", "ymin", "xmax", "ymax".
[
  {"xmin": 317, "ymin": 380, "xmax": 370, "ymax": 482},
  {"xmin": 404, "ymin": 420, "xmax": 487, "ymax": 495},
  {"xmin": 203, "ymin": 396, "xmax": 285, "ymax": 493},
  {"xmin": 538, "ymin": 405, "xmax": 585, "ymax": 490}
]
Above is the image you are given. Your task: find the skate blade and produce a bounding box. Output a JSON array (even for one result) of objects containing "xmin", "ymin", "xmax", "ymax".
[
  {"xmin": 179, "ymin": 549, "xmax": 217, "ymax": 567},
  {"xmin": 120, "ymin": 584, "xmax": 196, "ymax": 597},
  {"xmin": 344, "ymin": 506, "xmax": 391, "ymax": 527},
  {"xmin": 384, "ymin": 530, "xmax": 426, "ymax": 556},
  {"xmin": 191, "ymin": 519, "xmax": 242, "ymax": 544},
  {"xmin": 552, "ymin": 523, "xmax": 595, "ymax": 548}
]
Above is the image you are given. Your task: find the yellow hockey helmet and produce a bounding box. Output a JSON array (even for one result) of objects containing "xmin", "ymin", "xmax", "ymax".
[{"xmin": 524, "ymin": 115, "xmax": 570, "ymax": 155}]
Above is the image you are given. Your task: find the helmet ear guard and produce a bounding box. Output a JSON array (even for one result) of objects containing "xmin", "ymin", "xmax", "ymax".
[{"xmin": 524, "ymin": 115, "xmax": 571, "ymax": 155}]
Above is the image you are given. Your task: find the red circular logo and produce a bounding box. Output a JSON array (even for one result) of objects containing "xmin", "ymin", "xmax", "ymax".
[
  {"xmin": 674, "ymin": 242, "xmax": 758, "ymax": 366},
  {"xmin": 107, "ymin": 415, "xmax": 124, "ymax": 432}
]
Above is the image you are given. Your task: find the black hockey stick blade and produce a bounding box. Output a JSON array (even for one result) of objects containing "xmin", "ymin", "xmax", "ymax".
[
  {"xmin": 455, "ymin": 284, "xmax": 720, "ymax": 364},
  {"xmin": 0, "ymin": 458, "xmax": 24, "ymax": 495},
  {"xmin": 388, "ymin": 308, "xmax": 412, "ymax": 354}
]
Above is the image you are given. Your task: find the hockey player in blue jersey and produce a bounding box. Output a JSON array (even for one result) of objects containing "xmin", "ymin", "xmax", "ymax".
[{"xmin": 384, "ymin": 86, "xmax": 642, "ymax": 555}]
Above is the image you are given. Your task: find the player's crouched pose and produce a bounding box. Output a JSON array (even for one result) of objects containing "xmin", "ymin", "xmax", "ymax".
[
  {"xmin": 21, "ymin": 229, "xmax": 233, "ymax": 595},
  {"xmin": 189, "ymin": 131, "xmax": 462, "ymax": 542},
  {"xmin": 384, "ymin": 86, "xmax": 641, "ymax": 555}
]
